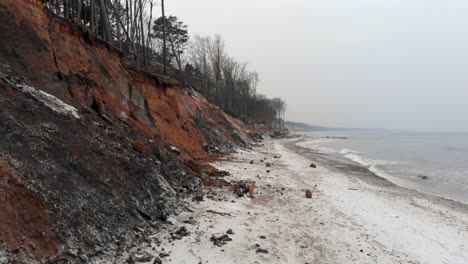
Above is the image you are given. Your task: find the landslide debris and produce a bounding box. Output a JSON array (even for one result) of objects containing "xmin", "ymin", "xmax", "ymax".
[
  {"xmin": 0, "ymin": 0, "xmax": 262, "ymax": 262},
  {"xmin": 0, "ymin": 75, "xmax": 198, "ymax": 262}
]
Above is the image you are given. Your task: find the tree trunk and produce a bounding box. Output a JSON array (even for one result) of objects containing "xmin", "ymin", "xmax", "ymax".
[
  {"xmin": 55, "ymin": 0, "xmax": 60, "ymax": 15},
  {"xmin": 98, "ymin": 0, "xmax": 113, "ymax": 43},
  {"xmin": 90, "ymin": 0, "xmax": 96, "ymax": 32},
  {"xmin": 115, "ymin": 1, "xmax": 121, "ymax": 48},
  {"xmin": 126, "ymin": 0, "xmax": 130, "ymax": 43},
  {"xmin": 170, "ymin": 40, "xmax": 182, "ymax": 73},
  {"xmin": 147, "ymin": 1, "xmax": 154, "ymax": 62},
  {"xmin": 161, "ymin": 0, "xmax": 167, "ymax": 74},
  {"xmin": 139, "ymin": 0, "xmax": 146, "ymax": 66},
  {"xmin": 76, "ymin": 0, "xmax": 83, "ymax": 24},
  {"xmin": 64, "ymin": 0, "xmax": 70, "ymax": 19}
]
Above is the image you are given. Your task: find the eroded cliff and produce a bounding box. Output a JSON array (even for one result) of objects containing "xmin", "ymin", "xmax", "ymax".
[{"xmin": 0, "ymin": 0, "xmax": 259, "ymax": 262}]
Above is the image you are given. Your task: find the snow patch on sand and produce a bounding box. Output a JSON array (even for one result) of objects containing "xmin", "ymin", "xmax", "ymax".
[
  {"xmin": 131, "ymin": 139, "xmax": 468, "ymax": 264},
  {"xmin": 19, "ymin": 85, "xmax": 80, "ymax": 119}
]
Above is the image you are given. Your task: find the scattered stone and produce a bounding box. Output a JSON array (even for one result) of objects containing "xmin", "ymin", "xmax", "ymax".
[
  {"xmin": 153, "ymin": 257, "xmax": 163, "ymax": 264},
  {"xmin": 233, "ymin": 180, "xmax": 256, "ymax": 197},
  {"xmin": 310, "ymin": 163, "xmax": 317, "ymax": 168},
  {"xmin": 226, "ymin": 229, "xmax": 234, "ymax": 235},
  {"xmin": 259, "ymin": 235, "xmax": 266, "ymax": 239},
  {"xmin": 181, "ymin": 218, "xmax": 195, "ymax": 224},
  {"xmin": 248, "ymin": 132, "xmax": 264, "ymax": 142},
  {"xmin": 250, "ymin": 160, "xmax": 254, "ymax": 164},
  {"xmin": 305, "ymin": 190, "xmax": 312, "ymax": 199},
  {"xmin": 418, "ymin": 175, "xmax": 429, "ymax": 180},
  {"xmin": 159, "ymin": 252, "xmax": 170, "ymax": 258},
  {"xmin": 210, "ymin": 233, "xmax": 232, "ymax": 246},
  {"xmin": 174, "ymin": 226, "xmax": 189, "ymax": 237},
  {"xmin": 133, "ymin": 226, "xmax": 144, "ymax": 233},
  {"xmin": 128, "ymin": 251, "xmax": 153, "ymax": 263},
  {"xmin": 165, "ymin": 216, "xmax": 178, "ymax": 225},
  {"xmin": 266, "ymin": 170, "xmax": 270, "ymax": 173},
  {"xmin": 266, "ymin": 162, "xmax": 272, "ymax": 167},
  {"xmin": 207, "ymin": 210, "xmax": 233, "ymax": 216},
  {"xmin": 256, "ymin": 248, "xmax": 269, "ymax": 254},
  {"xmin": 193, "ymin": 195, "xmax": 204, "ymax": 202},
  {"xmin": 169, "ymin": 146, "xmax": 180, "ymax": 155}
]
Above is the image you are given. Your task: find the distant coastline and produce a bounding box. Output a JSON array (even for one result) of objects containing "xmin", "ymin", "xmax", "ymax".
[
  {"xmin": 285, "ymin": 120, "xmax": 383, "ymax": 132},
  {"xmin": 294, "ymin": 132, "xmax": 468, "ymax": 206}
]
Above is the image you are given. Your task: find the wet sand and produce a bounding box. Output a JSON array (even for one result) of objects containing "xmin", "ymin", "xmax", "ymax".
[{"xmin": 284, "ymin": 137, "xmax": 468, "ymax": 216}]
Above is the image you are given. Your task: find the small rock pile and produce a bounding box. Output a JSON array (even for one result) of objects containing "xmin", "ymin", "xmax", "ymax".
[
  {"xmin": 210, "ymin": 233, "xmax": 233, "ymax": 247},
  {"xmin": 233, "ymin": 180, "xmax": 256, "ymax": 198}
]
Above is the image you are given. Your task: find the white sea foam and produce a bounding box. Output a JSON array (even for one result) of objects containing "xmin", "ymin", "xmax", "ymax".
[
  {"xmin": 299, "ymin": 131, "xmax": 468, "ymax": 204},
  {"xmin": 299, "ymin": 139, "xmax": 403, "ymax": 186},
  {"xmin": 344, "ymin": 153, "xmax": 399, "ymax": 167},
  {"xmin": 339, "ymin": 148, "xmax": 362, "ymax": 155},
  {"xmin": 296, "ymin": 138, "xmax": 337, "ymax": 153}
]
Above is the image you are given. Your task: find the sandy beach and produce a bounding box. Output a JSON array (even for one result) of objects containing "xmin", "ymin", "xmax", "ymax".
[{"xmin": 135, "ymin": 137, "xmax": 468, "ymax": 264}]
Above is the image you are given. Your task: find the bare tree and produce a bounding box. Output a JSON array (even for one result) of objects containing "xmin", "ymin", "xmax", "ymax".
[
  {"xmin": 209, "ymin": 35, "xmax": 225, "ymax": 104},
  {"xmin": 42, "ymin": 2, "xmax": 287, "ymax": 126},
  {"xmin": 98, "ymin": 0, "xmax": 113, "ymax": 43},
  {"xmin": 161, "ymin": 0, "xmax": 167, "ymax": 74}
]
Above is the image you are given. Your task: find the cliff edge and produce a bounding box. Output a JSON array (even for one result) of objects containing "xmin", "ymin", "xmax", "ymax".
[{"xmin": 0, "ymin": 0, "xmax": 263, "ymax": 262}]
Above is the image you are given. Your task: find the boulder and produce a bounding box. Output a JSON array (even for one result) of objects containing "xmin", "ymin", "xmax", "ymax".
[
  {"xmin": 210, "ymin": 233, "xmax": 232, "ymax": 247},
  {"xmin": 169, "ymin": 146, "xmax": 180, "ymax": 155},
  {"xmin": 128, "ymin": 251, "xmax": 153, "ymax": 263},
  {"xmin": 305, "ymin": 190, "xmax": 312, "ymax": 199},
  {"xmin": 193, "ymin": 195, "xmax": 204, "ymax": 202},
  {"xmin": 233, "ymin": 181, "xmax": 256, "ymax": 197},
  {"xmin": 310, "ymin": 163, "xmax": 317, "ymax": 168},
  {"xmin": 174, "ymin": 226, "xmax": 189, "ymax": 237}
]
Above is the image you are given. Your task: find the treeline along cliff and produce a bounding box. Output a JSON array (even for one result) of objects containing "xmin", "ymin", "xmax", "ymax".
[
  {"xmin": 42, "ymin": 0, "xmax": 287, "ymax": 128},
  {"xmin": 0, "ymin": 0, "xmax": 281, "ymax": 262}
]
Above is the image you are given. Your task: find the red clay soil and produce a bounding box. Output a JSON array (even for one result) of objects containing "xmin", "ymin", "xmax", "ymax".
[
  {"xmin": 0, "ymin": 0, "xmax": 251, "ymax": 163},
  {"xmin": 0, "ymin": 0, "xmax": 263, "ymax": 260},
  {"xmin": 0, "ymin": 157, "xmax": 60, "ymax": 260}
]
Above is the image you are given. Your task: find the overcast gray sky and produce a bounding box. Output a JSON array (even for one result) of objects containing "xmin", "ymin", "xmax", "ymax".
[{"xmin": 165, "ymin": 0, "xmax": 468, "ymax": 132}]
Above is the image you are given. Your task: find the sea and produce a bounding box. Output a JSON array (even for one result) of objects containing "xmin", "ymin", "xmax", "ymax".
[{"xmin": 297, "ymin": 131, "xmax": 468, "ymax": 204}]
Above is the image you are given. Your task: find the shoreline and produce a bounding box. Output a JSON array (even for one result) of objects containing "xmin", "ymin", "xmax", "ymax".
[
  {"xmin": 287, "ymin": 136, "xmax": 468, "ymax": 213},
  {"xmin": 120, "ymin": 138, "xmax": 468, "ymax": 264}
]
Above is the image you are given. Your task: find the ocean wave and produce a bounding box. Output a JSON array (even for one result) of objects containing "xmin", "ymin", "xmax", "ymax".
[
  {"xmin": 344, "ymin": 153, "xmax": 399, "ymax": 167},
  {"xmin": 339, "ymin": 148, "xmax": 362, "ymax": 155},
  {"xmin": 296, "ymin": 138, "xmax": 336, "ymax": 152}
]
